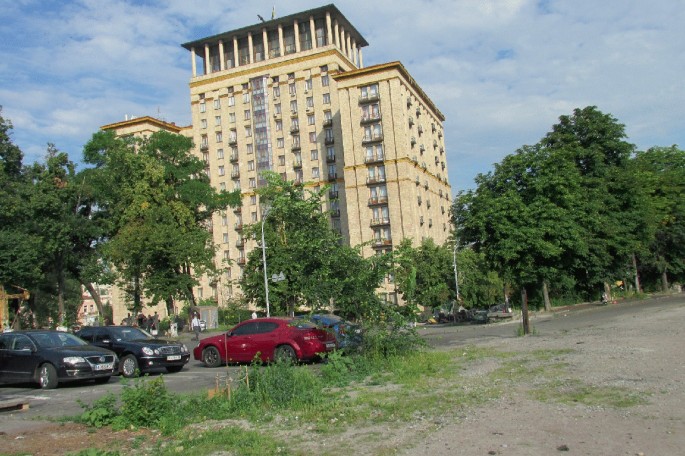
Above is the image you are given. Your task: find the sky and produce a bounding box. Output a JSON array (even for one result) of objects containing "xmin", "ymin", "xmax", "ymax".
[{"xmin": 1, "ymin": 0, "xmax": 683, "ymax": 193}]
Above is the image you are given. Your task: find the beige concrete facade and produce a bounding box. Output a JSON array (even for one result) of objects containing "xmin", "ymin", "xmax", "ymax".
[{"xmin": 100, "ymin": 5, "xmax": 452, "ymax": 310}]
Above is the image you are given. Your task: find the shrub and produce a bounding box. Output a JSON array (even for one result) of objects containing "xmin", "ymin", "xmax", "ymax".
[
  {"xmin": 112, "ymin": 376, "xmax": 174, "ymax": 429},
  {"xmin": 78, "ymin": 393, "xmax": 119, "ymax": 428}
]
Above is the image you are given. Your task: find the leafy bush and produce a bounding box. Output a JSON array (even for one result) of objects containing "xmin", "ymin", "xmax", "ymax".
[
  {"xmin": 78, "ymin": 393, "xmax": 119, "ymax": 428},
  {"xmin": 112, "ymin": 376, "xmax": 174, "ymax": 429}
]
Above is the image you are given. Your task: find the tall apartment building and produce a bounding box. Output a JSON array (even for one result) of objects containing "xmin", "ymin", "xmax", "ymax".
[{"xmin": 103, "ymin": 4, "xmax": 451, "ymax": 310}]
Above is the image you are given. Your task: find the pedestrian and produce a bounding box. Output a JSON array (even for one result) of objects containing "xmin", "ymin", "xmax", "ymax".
[{"xmin": 191, "ymin": 312, "xmax": 201, "ymax": 341}]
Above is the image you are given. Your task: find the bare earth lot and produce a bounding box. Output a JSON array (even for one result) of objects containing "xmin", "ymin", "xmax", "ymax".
[{"xmin": 1, "ymin": 296, "xmax": 683, "ymax": 455}]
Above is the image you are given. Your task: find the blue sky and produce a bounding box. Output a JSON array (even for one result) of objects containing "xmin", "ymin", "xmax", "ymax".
[{"xmin": 1, "ymin": 0, "xmax": 683, "ymax": 193}]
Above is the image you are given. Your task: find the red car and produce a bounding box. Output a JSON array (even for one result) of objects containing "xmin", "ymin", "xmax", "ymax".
[{"xmin": 193, "ymin": 317, "xmax": 337, "ymax": 367}]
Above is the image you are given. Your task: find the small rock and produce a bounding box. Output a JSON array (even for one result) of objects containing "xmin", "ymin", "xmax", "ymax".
[{"xmin": 557, "ymin": 444, "xmax": 569, "ymax": 451}]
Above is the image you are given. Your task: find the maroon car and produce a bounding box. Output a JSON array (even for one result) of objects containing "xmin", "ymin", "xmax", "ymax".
[{"xmin": 193, "ymin": 317, "xmax": 337, "ymax": 367}]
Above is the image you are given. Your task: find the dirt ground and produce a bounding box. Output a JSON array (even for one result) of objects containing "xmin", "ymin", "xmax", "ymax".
[{"xmin": 1, "ymin": 299, "xmax": 683, "ymax": 456}]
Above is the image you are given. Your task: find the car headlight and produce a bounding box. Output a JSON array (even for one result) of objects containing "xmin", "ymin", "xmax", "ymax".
[
  {"xmin": 63, "ymin": 356, "xmax": 86, "ymax": 364},
  {"xmin": 181, "ymin": 344, "xmax": 189, "ymax": 353},
  {"xmin": 142, "ymin": 347, "xmax": 154, "ymax": 356}
]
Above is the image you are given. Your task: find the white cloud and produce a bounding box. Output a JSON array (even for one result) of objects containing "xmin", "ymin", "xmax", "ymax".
[{"xmin": 1, "ymin": 0, "xmax": 683, "ymax": 191}]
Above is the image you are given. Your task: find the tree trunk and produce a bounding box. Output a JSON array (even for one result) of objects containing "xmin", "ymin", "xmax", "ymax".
[
  {"xmin": 632, "ymin": 253, "xmax": 641, "ymax": 293},
  {"xmin": 542, "ymin": 280, "xmax": 551, "ymax": 312},
  {"xmin": 82, "ymin": 281, "xmax": 105, "ymax": 318},
  {"xmin": 56, "ymin": 256, "xmax": 65, "ymax": 325},
  {"xmin": 165, "ymin": 296, "xmax": 175, "ymax": 317},
  {"xmin": 661, "ymin": 270, "xmax": 669, "ymax": 292},
  {"xmin": 520, "ymin": 287, "xmax": 530, "ymax": 335}
]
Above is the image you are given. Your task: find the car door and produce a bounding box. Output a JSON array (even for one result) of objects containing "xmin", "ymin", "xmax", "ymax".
[
  {"xmin": 0, "ymin": 333, "xmax": 14, "ymax": 383},
  {"xmin": 1, "ymin": 334, "xmax": 39, "ymax": 383},
  {"xmin": 226, "ymin": 321, "xmax": 261, "ymax": 362}
]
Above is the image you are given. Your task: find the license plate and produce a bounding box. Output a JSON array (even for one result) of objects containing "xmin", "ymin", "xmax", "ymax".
[
  {"xmin": 325, "ymin": 343, "xmax": 335, "ymax": 349},
  {"xmin": 167, "ymin": 355, "xmax": 182, "ymax": 361},
  {"xmin": 94, "ymin": 362, "xmax": 114, "ymax": 371}
]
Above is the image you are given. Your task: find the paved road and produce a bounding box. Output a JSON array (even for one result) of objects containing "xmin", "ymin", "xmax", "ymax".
[{"xmin": 1, "ymin": 293, "xmax": 682, "ymax": 432}]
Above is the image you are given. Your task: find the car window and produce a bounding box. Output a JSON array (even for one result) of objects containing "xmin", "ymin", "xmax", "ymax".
[
  {"xmin": 33, "ymin": 332, "xmax": 87, "ymax": 348},
  {"xmin": 78, "ymin": 328, "xmax": 94, "ymax": 342},
  {"xmin": 13, "ymin": 334, "xmax": 35, "ymax": 351},
  {"xmin": 232, "ymin": 321, "xmax": 259, "ymax": 335},
  {"xmin": 108, "ymin": 327, "xmax": 149, "ymax": 341},
  {"xmin": 0, "ymin": 334, "xmax": 10, "ymax": 350},
  {"xmin": 290, "ymin": 320, "xmax": 317, "ymax": 329},
  {"xmin": 255, "ymin": 322, "xmax": 279, "ymax": 334}
]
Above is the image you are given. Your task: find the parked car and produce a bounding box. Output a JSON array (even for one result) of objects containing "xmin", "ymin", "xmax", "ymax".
[
  {"xmin": 193, "ymin": 317, "xmax": 337, "ymax": 367},
  {"xmin": 487, "ymin": 303, "xmax": 514, "ymax": 320},
  {"xmin": 0, "ymin": 330, "xmax": 117, "ymax": 389},
  {"xmin": 297, "ymin": 314, "xmax": 363, "ymax": 351},
  {"xmin": 76, "ymin": 326, "xmax": 190, "ymax": 378}
]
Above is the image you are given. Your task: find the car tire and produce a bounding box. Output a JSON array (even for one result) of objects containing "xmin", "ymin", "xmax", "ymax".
[
  {"xmin": 37, "ymin": 363, "xmax": 58, "ymax": 389},
  {"xmin": 202, "ymin": 346, "xmax": 221, "ymax": 368},
  {"xmin": 94, "ymin": 376, "xmax": 111, "ymax": 385},
  {"xmin": 166, "ymin": 366, "xmax": 183, "ymax": 373},
  {"xmin": 275, "ymin": 344, "xmax": 297, "ymax": 363},
  {"xmin": 120, "ymin": 354, "xmax": 139, "ymax": 378}
]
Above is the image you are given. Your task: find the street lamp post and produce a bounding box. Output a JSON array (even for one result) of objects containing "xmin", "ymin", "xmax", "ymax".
[
  {"xmin": 452, "ymin": 240, "xmax": 460, "ymax": 301},
  {"xmin": 260, "ymin": 206, "xmax": 271, "ymax": 318}
]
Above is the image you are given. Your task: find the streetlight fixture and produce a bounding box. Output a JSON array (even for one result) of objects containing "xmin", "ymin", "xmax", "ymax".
[{"xmin": 260, "ymin": 204, "xmax": 271, "ymax": 318}]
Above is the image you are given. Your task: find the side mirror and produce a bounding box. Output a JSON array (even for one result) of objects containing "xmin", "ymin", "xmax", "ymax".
[{"xmin": 226, "ymin": 331, "xmax": 233, "ymax": 337}]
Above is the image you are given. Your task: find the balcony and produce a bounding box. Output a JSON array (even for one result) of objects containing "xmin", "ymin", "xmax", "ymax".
[
  {"xmin": 370, "ymin": 218, "xmax": 390, "ymax": 227},
  {"xmin": 418, "ymin": 125, "xmax": 424, "ymax": 135},
  {"xmin": 368, "ymin": 196, "xmax": 389, "ymax": 206},
  {"xmin": 440, "ymin": 146, "xmax": 444, "ymax": 155},
  {"xmin": 200, "ymin": 144, "xmax": 209, "ymax": 151},
  {"xmin": 415, "ymin": 177, "xmax": 420, "ymax": 186},
  {"xmin": 237, "ymin": 257, "xmax": 246, "ymax": 265},
  {"xmin": 419, "ymin": 144, "xmax": 426, "ymax": 153},
  {"xmin": 361, "ymin": 133, "xmax": 383, "ymax": 144},
  {"xmin": 235, "ymin": 238, "xmax": 244, "ymax": 248},
  {"xmin": 433, "ymin": 140, "xmax": 438, "ymax": 149},
  {"xmin": 438, "ymin": 131, "xmax": 443, "ymax": 139},
  {"xmin": 330, "ymin": 209, "xmax": 341, "ymax": 217},
  {"xmin": 366, "ymin": 176, "xmax": 386, "ymax": 185},
  {"xmin": 291, "ymin": 143, "xmax": 301, "ymax": 151},
  {"xmin": 415, "ymin": 107, "xmax": 421, "ymax": 117},
  {"xmin": 406, "ymin": 97, "xmax": 412, "ymax": 107},
  {"xmin": 324, "ymin": 136, "xmax": 335, "ymax": 145},
  {"xmin": 228, "ymin": 137, "xmax": 238, "ymax": 146},
  {"xmin": 358, "ymin": 93, "xmax": 380, "ymax": 104},
  {"xmin": 322, "ymin": 118, "xmax": 333, "ymax": 127},
  {"xmin": 230, "ymin": 152, "xmax": 239, "ymax": 162},
  {"xmin": 360, "ymin": 113, "xmax": 382, "ymax": 124},
  {"xmin": 234, "ymin": 223, "xmax": 243, "ymax": 231},
  {"xmin": 326, "ymin": 153, "xmax": 336, "ymax": 163},
  {"xmin": 293, "ymin": 159, "xmax": 302, "ymax": 169},
  {"xmin": 233, "ymin": 206, "xmax": 242, "ymax": 214},
  {"xmin": 329, "ymin": 190, "xmax": 339, "ymax": 199},
  {"xmin": 327, "ymin": 173, "xmax": 337, "ymax": 181},
  {"xmin": 372, "ymin": 238, "xmax": 393, "ymax": 248},
  {"xmin": 290, "ymin": 125, "xmax": 300, "ymax": 134},
  {"xmin": 408, "ymin": 116, "xmax": 414, "ymax": 127},
  {"xmin": 410, "ymin": 136, "xmax": 416, "ymax": 146},
  {"xmin": 231, "ymin": 170, "xmax": 240, "ymax": 179},
  {"xmin": 412, "ymin": 155, "xmax": 418, "ymax": 164},
  {"xmin": 364, "ymin": 154, "xmax": 384, "ymax": 164}
]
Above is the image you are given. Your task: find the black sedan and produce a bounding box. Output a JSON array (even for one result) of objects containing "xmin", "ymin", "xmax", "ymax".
[
  {"xmin": 0, "ymin": 330, "xmax": 117, "ymax": 389},
  {"xmin": 76, "ymin": 326, "xmax": 190, "ymax": 378}
]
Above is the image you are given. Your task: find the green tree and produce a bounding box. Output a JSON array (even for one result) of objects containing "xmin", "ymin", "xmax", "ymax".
[
  {"xmin": 240, "ymin": 172, "xmax": 386, "ymax": 319},
  {"xmin": 454, "ymin": 107, "xmax": 643, "ymax": 304},
  {"xmin": 632, "ymin": 146, "xmax": 685, "ymax": 289},
  {"xmin": 82, "ymin": 130, "xmax": 239, "ymax": 315}
]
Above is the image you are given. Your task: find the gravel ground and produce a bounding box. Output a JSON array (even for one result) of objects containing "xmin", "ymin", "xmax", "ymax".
[{"xmin": 401, "ymin": 299, "xmax": 685, "ymax": 456}]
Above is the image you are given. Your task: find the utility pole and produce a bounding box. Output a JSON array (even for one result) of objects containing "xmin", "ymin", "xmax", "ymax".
[
  {"xmin": 521, "ymin": 287, "xmax": 530, "ymax": 335},
  {"xmin": 260, "ymin": 205, "xmax": 271, "ymax": 318}
]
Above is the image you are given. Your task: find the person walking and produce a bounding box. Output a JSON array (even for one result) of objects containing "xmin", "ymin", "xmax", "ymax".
[{"xmin": 191, "ymin": 312, "xmax": 201, "ymax": 341}]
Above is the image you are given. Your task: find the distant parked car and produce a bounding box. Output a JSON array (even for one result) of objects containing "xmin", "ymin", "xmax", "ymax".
[
  {"xmin": 194, "ymin": 317, "xmax": 337, "ymax": 367},
  {"xmin": 0, "ymin": 330, "xmax": 117, "ymax": 389},
  {"xmin": 298, "ymin": 314, "xmax": 363, "ymax": 351},
  {"xmin": 487, "ymin": 303, "xmax": 513, "ymax": 320},
  {"xmin": 76, "ymin": 326, "xmax": 190, "ymax": 378}
]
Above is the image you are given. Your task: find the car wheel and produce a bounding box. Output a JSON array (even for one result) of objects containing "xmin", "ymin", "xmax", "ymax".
[
  {"xmin": 38, "ymin": 363, "xmax": 58, "ymax": 389},
  {"xmin": 166, "ymin": 366, "xmax": 183, "ymax": 373},
  {"xmin": 202, "ymin": 346, "xmax": 221, "ymax": 368},
  {"xmin": 94, "ymin": 376, "xmax": 111, "ymax": 385},
  {"xmin": 274, "ymin": 344, "xmax": 297, "ymax": 363},
  {"xmin": 120, "ymin": 354, "xmax": 139, "ymax": 378}
]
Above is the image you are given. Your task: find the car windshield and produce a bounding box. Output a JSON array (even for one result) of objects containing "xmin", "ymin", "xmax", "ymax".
[
  {"xmin": 32, "ymin": 332, "xmax": 88, "ymax": 348},
  {"xmin": 108, "ymin": 327, "xmax": 151, "ymax": 341},
  {"xmin": 290, "ymin": 320, "xmax": 318, "ymax": 329}
]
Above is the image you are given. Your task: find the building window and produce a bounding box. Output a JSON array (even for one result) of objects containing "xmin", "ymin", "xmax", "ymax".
[
  {"xmin": 278, "ymin": 155, "xmax": 286, "ymax": 165},
  {"xmin": 305, "ymin": 78, "xmax": 313, "ymax": 91},
  {"xmin": 243, "ymin": 92, "xmax": 250, "ymax": 103},
  {"xmin": 246, "ymin": 143, "xmax": 253, "ymax": 154},
  {"xmin": 289, "ymin": 83, "xmax": 296, "ymax": 96},
  {"xmin": 220, "ymin": 182, "xmax": 226, "ymax": 191},
  {"xmin": 274, "ymin": 103, "xmax": 281, "ymax": 114},
  {"xmin": 215, "ymin": 115, "xmax": 221, "ymax": 126},
  {"xmin": 290, "ymin": 100, "xmax": 298, "ymax": 113},
  {"xmin": 229, "ymin": 112, "xmax": 236, "ymax": 123},
  {"xmin": 325, "ymin": 128, "xmax": 333, "ymax": 141},
  {"xmin": 200, "ymin": 135, "xmax": 208, "ymax": 148},
  {"xmin": 361, "ymin": 83, "xmax": 379, "ymax": 99},
  {"xmin": 251, "ymin": 211, "xmax": 258, "ymax": 222},
  {"xmin": 214, "ymin": 98, "xmax": 221, "ymax": 109},
  {"xmin": 312, "ymin": 167, "xmax": 319, "ymax": 179},
  {"xmin": 247, "ymin": 160, "xmax": 255, "ymax": 171},
  {"xmin": 215, "ymin": 132, "xmax": 223, "ymax": 143},
  {"xmin": 244, "ymin": 110, "xmax": 251, "ymax": 120},
  {"xmin": 228, "ymin": 96, "xmax": 235, "ymax": 107},
  {"xmin": 217, "ymin": 148, "xmax": 224, "ymax": 159},
  {"xmin": 223, "ymin": 232, "xmax": 229, "ymax": 243},
  {"xmin": 275, "ymin": 120, "xmax": 283, "ymax": 131},
  {"xmin": 306, "ymin": 96, "xmax": 314, "ymax": 108},
  {"xmin": 249, "ymin": 178, "xmax": 256, "ymax": 188},
  {"xmin": 200, "ymin": 119, "xmax": 207, "ymax": 129},
  {"xmin": 221, "ymin": 214, "xmax": 228, "ymax": 226},
  {"xmin": 250, "ymin": 195, "xmax": 257, "ymax": 205},
  {"xmin": 234, "ymin": 181, "xmax": 241, "ymax": 191},
  {"xmin": 277, "ymin": 138, "xmax": 284, "ymax": 148},
  {"xmin": 321, "ymin": 74, "xmax": 329, "ymax": 87},
  {"xmin": 307, "ymin": 114, "xmax": 315, "ymax": 125},
  {"xmin": 244, "ymin": 126, "xmax": 252, "ymax": 137},
  {"xmin": 310, "ymin": 149, "xmax": 318, "ymax": 160},
  {"xmin": 273, "ymin": 86, "xmax": 280, "ymax": 97},
  {"xmin": 323, "ymin": 93, "xmax": 331, "ymax": 104},
  {"xmin": 309, "ymin": 132, "xmax": 317, "ymax": 143}
]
